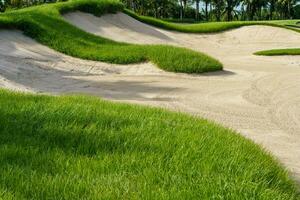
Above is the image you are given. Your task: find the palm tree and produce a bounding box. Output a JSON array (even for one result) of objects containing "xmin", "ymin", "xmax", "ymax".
[
  {"xmin": 243, "ymin": 0, "xmax": 272, "ymax": 20},
  {"xmin": 203, "ymin": 0, "xmax": 211, "ymax": 21},
  {"xmin": 0, "ymin": 0, "xmax": 5, "ymax": 12},
  {"xmin": 242, "ymin": 0, "xmax": 259, "ymax": 20},
  {"xmin": 252, "ymin": 0, "xmax": 268, "ymax": 20},
  {"xmin": 269, "ymin": 0, "xmax": 276, "ymax": 19},
  {"xmin": 194, "ymin": 0, "xmax": 200, "ymax": 20},
  {"xmin": 277, "ymin": 0, "xmax": 298, "ymax": 19},
  {"xmin": 211, "ymin": 0, "xmax": 225, "ymax": 21},
  {"xmin": 182, "ymin": 0, "xmax": 188, "ymax": 17},
  {"xmin": 224, "ymin": 0, "xmax": 240, "ymax": 21},
  {"xmin": 179, "ymin": 0, "xmax": 184, "ymax": 19}
]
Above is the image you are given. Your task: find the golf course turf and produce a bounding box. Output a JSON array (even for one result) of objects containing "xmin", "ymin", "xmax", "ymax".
[
  {"xmin": 123, "ymin": 9, "xmax": 300, "ymax": 56},
  {"xmin": 0, "ymin": 0, "xmax": 300, "ymax": 199},
  {"xmin": 124, "ymin": 9, "xmax": 300, "ymax": 56},
  {"xmin": 0, "ymin": 89, "xmax": 299, "ymax": 199},
  {"xmin": 0, "ymin": 0, "xmax": 222, "ymax": 74},
  {"xmin": 255, "ymin": 48, "xmax": 300, "ymax": 56},
  {"xmin": 124, "ymin": 9, "xmax": 300, "ymax": 34}
]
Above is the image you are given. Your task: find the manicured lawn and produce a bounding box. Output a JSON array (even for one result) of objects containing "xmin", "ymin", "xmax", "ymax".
[
  {"xmin": 0, "ymin": 89, "xmax": 298, "ymax": 199},
  {"xmin": 124, "ymin": 9, "xmax": 300, "ymax": 56},
  {"xmin": 0, "ymin": 0, "xmax": 222, "ymax": 74},
  {"xmin": 255, "ymin": 48, "xmax": 300, "ymax": 56},
  {"xmin": 124, "ymin": 9, "xmax": 300, "ymax": 34},
  {"xmin": 0, "ymin": 1, "xmax": 299, "ymax": 199}
]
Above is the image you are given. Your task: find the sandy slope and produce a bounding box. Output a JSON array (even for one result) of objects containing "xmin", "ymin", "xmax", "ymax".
[{"xmin": 0, "ymin": 12, "xmax": 300, "ymax": 182}]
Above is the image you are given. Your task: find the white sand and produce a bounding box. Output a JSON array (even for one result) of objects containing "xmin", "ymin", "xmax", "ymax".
[{"xmin": 0, "ymin": 12, "xmax": 300, "ymax": 182}]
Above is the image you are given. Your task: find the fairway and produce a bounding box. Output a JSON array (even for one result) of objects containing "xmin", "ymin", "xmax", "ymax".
[{"xmin": 0, "ymin": 0, "xmax": 300, "ymax": 199}]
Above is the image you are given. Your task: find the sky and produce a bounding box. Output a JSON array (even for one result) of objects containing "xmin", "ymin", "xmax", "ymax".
[{"xmin": 195, "ymin": 2, "xmax": 242, "ymax": 11}]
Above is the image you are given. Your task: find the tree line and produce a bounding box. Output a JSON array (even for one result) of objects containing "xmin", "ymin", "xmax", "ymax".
[
  {"xmin": 122, "ymin": 0, "xmax": 300, "ymax": 21},
  {"xmin": 0, "ymin": 0, "xmax": 299, "ymax": 21}
]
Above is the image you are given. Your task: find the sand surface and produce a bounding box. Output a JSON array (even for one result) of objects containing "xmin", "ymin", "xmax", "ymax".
[{"xmin": 0, "ymin": 12, "xmax": 300, "ymax": 182}]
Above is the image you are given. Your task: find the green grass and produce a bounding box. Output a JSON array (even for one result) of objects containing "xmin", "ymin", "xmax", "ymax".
[
  {"xmin": 124, "ymin": 10, "xmax": 300, "ymax": 56},
  {"xmin": 0, "ymin": 0, "xmax": 222, "ymax": 74},
  {"xmin": 253, "ymin": 22, "xmax": 300, "ymax": 56},
  {"xmin": 124, "ymin": 9, "xmax": 300, "ymax": 34},
  {"xmin": 255, "ymin": 48, "xmax": 300, "ymax": 56},
  {"xmin": 0, "ymin": 1, "xmax": 299, "ymax": 198},
  {"xmin": 0, "ymin": 88, "xmax": 298, "ymax": 199}
]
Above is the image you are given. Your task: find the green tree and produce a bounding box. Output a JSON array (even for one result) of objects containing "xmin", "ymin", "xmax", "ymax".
[
  {"xmin": 224, "ymin": 0, "xmax": 240, "ymax": 21},
  {"xmin": 203, "ymin": 0, "xmax": 211, "ymax": 21},
  {"xmin": 194, "ymin": 0, "xmax": 200, "ymax": 20},
  {"xmin": 211, "ymin": 0, "xmax": 225, "ymax": 21},
  {"xmin": 0, "ymin": 0, "xmax": 6, "ymax": 12},
  {"xmin": 277, "ymin": 0, "xmax": 298, "ymax": 19},
  {"xmin": 269, "ymin": 0, "xmax": 276, "ymax": 19},
  {"xmin": 243, "ymin": 0, "xmax": 273, "ymax": 20},
  {"xmin": 242, "ymin": 0, "xmax": 260, "ymax": 20}
]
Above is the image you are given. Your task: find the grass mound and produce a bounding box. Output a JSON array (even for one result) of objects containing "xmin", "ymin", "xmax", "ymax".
[
  {"xmin": 0, "ymin": 0, "xmax": 222, "ymax": 73},
  {"xmin": 255, "ymin": 48, "xmax": 300, "ymax": 56},
  {"xmin": 124, "ymin": 9, "xmax": 300, "ymax": 34},
  {"xmin": 124, "ymin": 10, "xmax": 300, "ymax": 56},
  {"xmin": 0, "ymin": 89, "xmax": 298, "ymax": 199}
]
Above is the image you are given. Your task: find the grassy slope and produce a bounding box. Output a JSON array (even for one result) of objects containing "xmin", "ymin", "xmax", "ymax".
[
  {"xmin": 0, "ymin": 89, "xmax": 298, "ymax": 199},
  {"xmin": 124, "ymin": 10, "xmax": 300, "ymax": 56},
  {"xmin": 0, "ymin": 0, "xmax": 222, "ymax": 74},
  {"xmin": 124, "ymin": 9, "xmax": 300, "ymax": 34},
  {"xmin": 255, "ymin": 48, "xmax": 300, "ymax": 56},
  {"xmin": 0, "ymin": 1, "xmax": 299, "ymax": 199}
]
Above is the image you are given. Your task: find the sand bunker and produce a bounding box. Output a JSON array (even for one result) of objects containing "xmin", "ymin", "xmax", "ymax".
[{"xmin": 0, "ymin": 12, "xmax": 300, "ymax": 182}]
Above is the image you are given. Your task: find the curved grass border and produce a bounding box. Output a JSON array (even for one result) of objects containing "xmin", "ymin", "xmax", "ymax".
[
  {"xmin": 255, "ymin": 48, "xmax": 300, "ymax": 56},
  {"xmin": 124, "ymin": 9, "xmax": 300, "ymax": 34},
  {"xmin": 124, "ymin": 9, "xmax": 300, "ymax": 56},
  {"xmin": 123, "ymin": 10, "xmax": 300, "ymax": 56},
  {"xmin": 0, "ymin": 0, "xmax": 222, "ymax": 74},
  {"xmin": 0, "ymin": 88, "xmax": 299, "ymax": 199}
]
